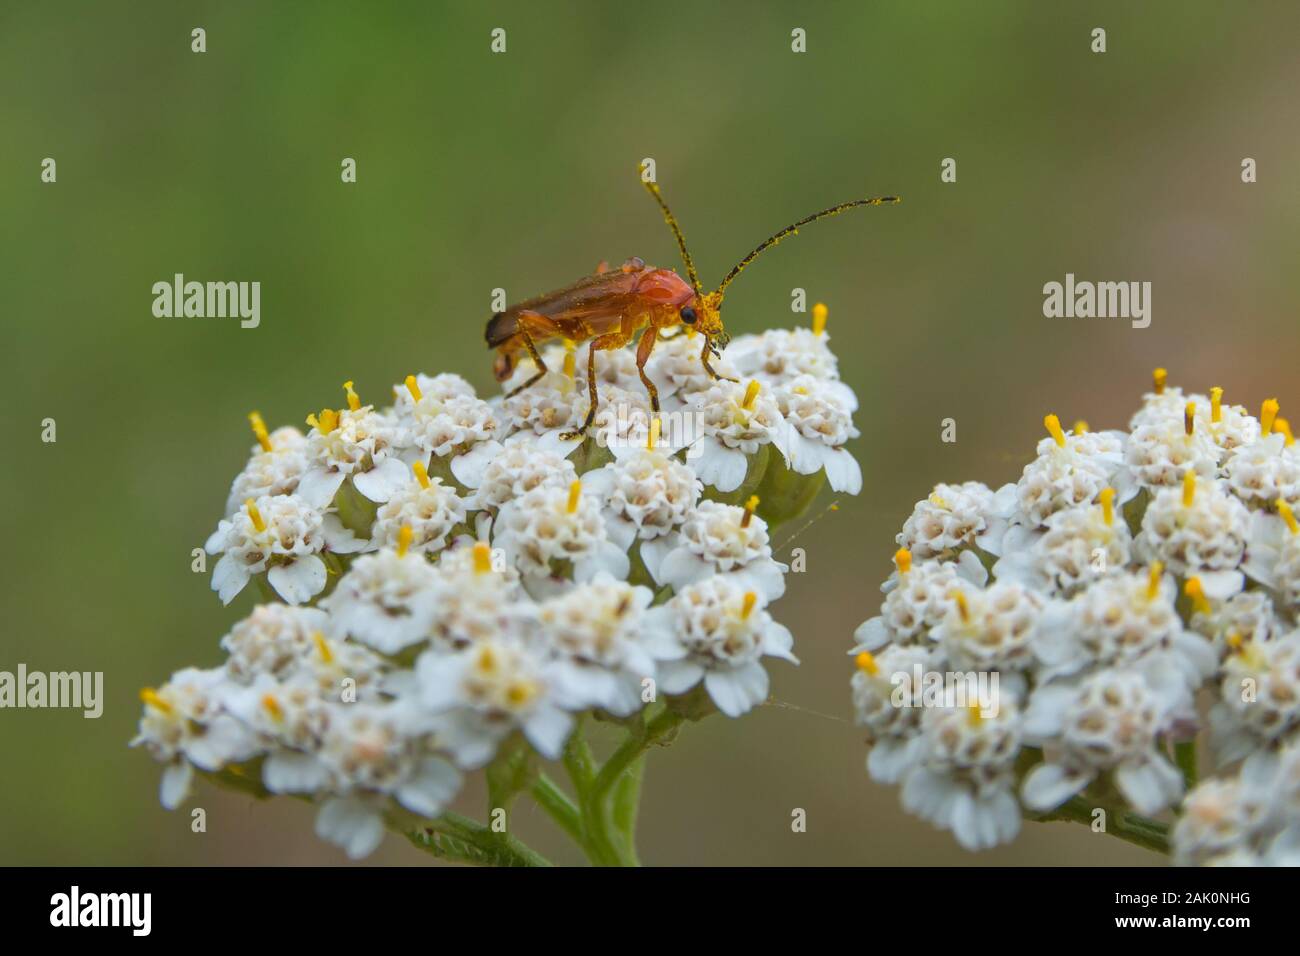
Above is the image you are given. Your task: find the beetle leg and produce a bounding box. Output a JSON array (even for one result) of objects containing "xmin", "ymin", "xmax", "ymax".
[
  {"xmin": 701, "ymin": 336, "xmax": 738, "ymax": 383},
  {"xmin": 504, "ymin": 310, "xmax": 561, "ymax": 397},
  {"xmin": 561, "ymin": 330, "xmax": 630, "ymax": 440},
  {"xmin": 635, "ymin": 325, "xmax": 661, "ymax": 414}
]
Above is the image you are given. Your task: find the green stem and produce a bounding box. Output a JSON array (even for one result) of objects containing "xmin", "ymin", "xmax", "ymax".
[
  {"xmin": 611, "ymin": 756, "xmax": 646, "ymax": 865},
  {"xmin": 1033, "ymin": 796, "xmax": 1171, "ymax": 855},
  {"xmin": 394, "ymin": 809, "xmax": 553, "ymax": 867},
  {"xmin": 529, "ymin": 773, "xmax": 584, "ymax": 845},
  {"xmin": 1174, "ymin": 740, "xmax": 1198, "ymax": 788}
]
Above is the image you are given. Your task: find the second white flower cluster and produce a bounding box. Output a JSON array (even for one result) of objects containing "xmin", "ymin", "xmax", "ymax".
[{"xmin": 851, "ymin": 371, "xmax": 1300, "ymax": 861}]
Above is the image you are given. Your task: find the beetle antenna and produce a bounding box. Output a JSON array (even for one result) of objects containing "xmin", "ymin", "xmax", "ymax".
[
  {"xmin": 713, "ymin": 196, "xmax": 901, "ymax": 299},
  {"xmin": 643, "ymin": 178, "xmax": 703, "ymax": 295}
]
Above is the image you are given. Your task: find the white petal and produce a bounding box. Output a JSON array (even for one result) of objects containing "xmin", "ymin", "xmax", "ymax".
[
  {"xmin": 657, "ymin": 658, "xmax": 704, "ymax": 694},
  {"xmin": 852, "ymin": 617, "xmax": 890, "ymax": 652},
  {"xmin": 211, "ymin": 553, "xmax": 251, "ymax": 605},
  {"xmin": 267, "ymin": 556, "xmax": 327, "ymax": 605},
  {"xmin": 396, "ymin": 757, "xmax": 462, "ymax": 817},
  {"xmin": 315, "ymin": 797, "xmax": 385, "ymax": 859},
  {"xmin": 1021, "ymin": 762, "xmax": 1090, "ymax": 811},
  {"xmin": 159, "ymin": 762, "xmax": 193, "ymax": 810},
  {"xmin": 352, "ymin": 456, "xmax": 410, "ymax": 503},
  {"xmin": 703, "ymin": 662, "xmax": 769, "ymax": 717},
  {"xmin": 1114, "ymin": 756, "xmax": 1183, "ymax": 815},
  {"xmin": 657, "ymin": 548, "xmax": 712, "ymax": 593},
  {"xmin": 692, "ymin": 439, "xmax": 748, "ymax": 492},
  {"xmin": 322, "ymin": 514, "xmax": 368, "ymax": 554},
  {"xmin": 522, "ymin": 703, "xmax": 574, "ymax": 759},
  {"xmin": 638, "ymin": 533, "xmax": 679, "ymax": 584},
  {"xmin": 450, "ymin": 441, "xmax": 502, "ymax": 488},
  {"xmin": 263, "ymin": 751, "xmax": 330, "ymax": 793},
  {"xmin": 821, "ymin": 448, "xmax": 863, "ymax": 494},
  {"xmin": 297, "ymin": 468, "xmax": 347, "ymax": 509}
]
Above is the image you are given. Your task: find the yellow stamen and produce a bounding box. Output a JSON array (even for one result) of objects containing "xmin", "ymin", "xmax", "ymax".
[
  {"xmin": 343, "ymin": 380, "xmax": 361, "ymax": 412},
  {"xmin": 1044, "ymin": 413, "xmax": 1066, "ymax": 448},
  {"xmin": 740, "ymin": 591, "xmax": 757, "ymax": 620},
  {"xmin": 1226, "ymin": 631, "xmax": 1244, "ymax": 653},
  {"xmin": 506, "ymin": 680, "xmax": 537, "ymax": 707},
  {"xmin": 314, "ymin": 631, "xmax": 334, "ymax": 664},
  {"xmin": 404, "ymin": 374, "xmax": 423, "ymax": 403},
  {"xmin": 967, "ymin": 701, "xmax": 984, "ymax": 726},
  {"xmin": 1184, "ymin": 577, "xmax": 1211, "ymax": 616},
  {"xmin": 139, "ymin": 688, "xmax": 172, "ymax": 714},
  {"xmin": 1072, "ymin": 420, "xmax": 1089, "ymax": 435},
  {"xmin": 1099, "ymin": 487, "xmax": 1116, "ymax": 527},
  {"xmin": 306, "ymin": 408, "xmax": 340, "ymax": 434},
  {"xmin": 1146, "ymin": 562, "xmax": 1164, "ymax": 601},
  {"xmin": 1274, "ymin": 417, "xmax": 1295, "ymax": 447},
  {"xmin": 413, "ymin": 460, "xmax": 431, "ymax": 489},
  {"xmin": 742, "ymin": 380, "xmax": 761, "ymax": 411},
  {"xmin": 894, "ymin": 548, "xmax": 912, "ymax": 575},
  {"xmin": 262, "ymin": 694, "xmax": 284, "ymax": 722},
  {"xmin": 1278, "ymin": 499, "xmax": 1299, "ymax": 535},
  {"xmin": 396, "ymin": 524, "xmax": 413, "ymax": 557},
  {"xmin": 567, "ymin": 480, "xmax": 582, "ymax": 514},
  {"xmin": 855, "ymin": 651, "xmax": 879, "ymax": 675},
  {"xmin": 1261, "ymin": 398, "xmax": 1279, "ymax": 435},
  {"xmin": 950, "ymin": 590, "xmax": 970, "ymax": 624},
  {"xmin": 563, "ymin": 339, "xmax": 576, "ymax": 379},
  {"xmin": 244, "ymin": 498, "xmax": 266, "ymax": 533},
  {"xmin": 476, "ymin": 647, "xmax": 498, "ymax": 674},
  {"xmin": 929, "ymin": 493, "xmax": 950, "ymax": 509},
  {"xmin": 812, "ymin": 302, "xmax": 828, "ymax": 336},
  {"xmin": 741, "ymin": 495, "xmax": 759, "ymax": 528},
  {"xmin": 1184, "ymin": 401, "xmax": 1196, "ymax": 436},
  {"xmin": 473, "ymin": 541, "xmax": 493, "ymax": 574},
  {"xmin": 1182, "ymin": 468, "xmax": 1196, "ymax": 508},
  {"xmin": 1152, "ymin": 367, "xmax": 1167, "ymax": 395},
  {"xmin": 248, "ymin": 411, "xmax": 272, "ymax": 452},
  {"xmin": 1210, "ymin": 386, "xmax": 1223, "ymax": 423},
  {"xmin": 647, "ymin": 416, "xmax": 661, "ymax": 450}
]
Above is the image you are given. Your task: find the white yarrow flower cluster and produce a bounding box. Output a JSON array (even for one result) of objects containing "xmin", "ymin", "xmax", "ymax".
[
  {"xmin": 139, "ymin": 316, "xmax": 861, "ymax": 860},
  {"xmin": 851, "ymin": 376, "xmax": 1300, "ymax": 862}
]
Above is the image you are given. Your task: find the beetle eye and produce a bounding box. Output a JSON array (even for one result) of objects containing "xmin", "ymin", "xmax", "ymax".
[{"xmin": 680, "ymin": 307, "xmax": 697, "ymax": 324}]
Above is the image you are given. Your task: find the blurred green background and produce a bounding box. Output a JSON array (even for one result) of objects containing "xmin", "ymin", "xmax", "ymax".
[{"xmin": 3, "ymin": 0, "xmax": 1297, "ymax": 866}]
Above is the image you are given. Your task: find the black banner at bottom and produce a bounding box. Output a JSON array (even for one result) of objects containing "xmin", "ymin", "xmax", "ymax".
[{"xmin": 0, "ymin": 866, "xmax": 1274, "ymax": 940}]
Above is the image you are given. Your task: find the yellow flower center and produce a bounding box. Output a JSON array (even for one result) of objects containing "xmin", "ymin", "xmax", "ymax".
[
  {"xmin": 1184, "ymin": 577, "xmax": 1211, "ymax": 616},
  {"xmin": 1099, "ymin": 487, "xmax": 1116, "ymax": 527},
  {"xmin": 1146, "ymin": 562, "xmax": 1164, "ymax": 601},
  {"xmin": 1278, "ymin": 499, "xmax": 1299, "ymax": 536},
  {"xmin": 245, "ymin": 498, "xmax": 267, "ymax": 533},
  {"xmin": 306, "ymin": 408, "xmax": 340, "ymax": 434},
  {"xmin": 1044, "ymin": 413, "xmax": 1066, "ymax": 448},
  {"xmin": 139, "ymin": 687, "xmax": 172, "ymax": 714},
  {"xmin": 1261, "ymin": 398, "xmax": 1279, "ymax": 435},
  {"xmin": 812, "ymin": 302, "xmax": 828, "ymax": 336},
  {"xmin": 473, "ymin": 541, "xmax": 494, "ymax": 574},
  {"xmin": 248, "ymin": 411, "xmax": 272, "ymax": 452},
  {"xmin": 314, "ymin": 631, "xmax": 334, "ymax": 664},
  {"xmin": 855, "ymin": 651, "xmax": 879, "ymax": 675}
]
